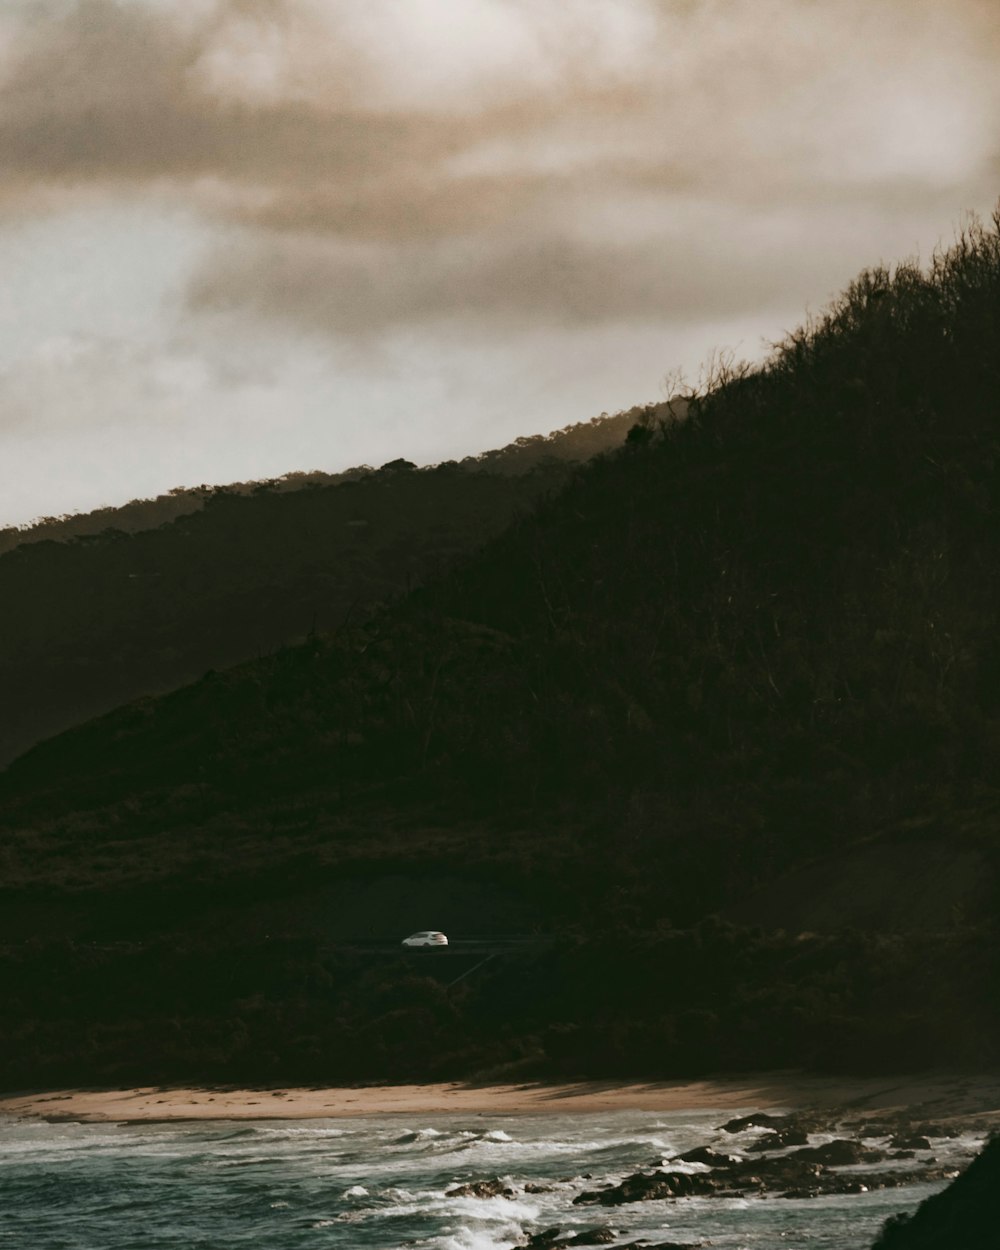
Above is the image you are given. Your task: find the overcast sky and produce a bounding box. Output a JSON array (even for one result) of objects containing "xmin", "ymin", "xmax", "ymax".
[{"xmin": 1, "ymin": 0, "xmax": 997, "ymax": 528}]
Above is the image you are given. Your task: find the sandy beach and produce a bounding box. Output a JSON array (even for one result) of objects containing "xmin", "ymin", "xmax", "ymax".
[{"xmin": 3, "ymin": 1071, "xmax": 1000, "ymax": 1125}]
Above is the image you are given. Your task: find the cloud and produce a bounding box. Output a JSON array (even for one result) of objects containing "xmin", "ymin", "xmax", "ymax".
[
  {"xmin": 0, "ymin": 0, "xmax": 997, "ymax": 340},
  {"xmin": 190, "ymin": 203, "xmax": 870, "ymax": 338}
]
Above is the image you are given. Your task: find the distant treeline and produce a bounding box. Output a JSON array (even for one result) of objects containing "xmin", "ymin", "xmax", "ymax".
[{"xmin": 0, "ymin": 411, "xmax": 645, "ymax": 556}]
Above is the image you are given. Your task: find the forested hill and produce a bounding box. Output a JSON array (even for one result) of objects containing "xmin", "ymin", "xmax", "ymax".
[
  {"xmin": 0, "ymin": 409, "xmax": 649, "ymax": 768},
  {"xmin": 4, "ymin": 217, "xmax": 1000, "ymax": 915},
  {"xmin": 2, "ymin": 216, "xmax": 999, "ymax": 1087}
]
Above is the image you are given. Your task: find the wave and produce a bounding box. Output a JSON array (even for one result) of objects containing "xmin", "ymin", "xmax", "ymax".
[
  {"xmin": 395, "ymin": 1127, "xmax": 445, "ymax": 1144},
  {"xmin": 1, "ymin": 1109, "xmax": 972, "ymax": 1250},
  {"xmin": 434, "ymin": 1226, "xmax": 526, "ymax": 1250}
]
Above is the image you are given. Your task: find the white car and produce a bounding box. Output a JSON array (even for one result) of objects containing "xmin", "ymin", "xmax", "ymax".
[{"xmin": 401, "ymin": 931, "xmax": 449, "ymax": 948}]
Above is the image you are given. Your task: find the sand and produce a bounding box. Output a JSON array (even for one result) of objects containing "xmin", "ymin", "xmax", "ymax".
[{"xmin": 3, "ymin": 1072, "xmax": 1000, "ymax": 1124}]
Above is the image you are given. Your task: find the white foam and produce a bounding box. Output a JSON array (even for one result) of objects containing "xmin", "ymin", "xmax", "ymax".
[{"xmin": 433, "ymin": 1222, "xmax": 524, "ymax": 1250}]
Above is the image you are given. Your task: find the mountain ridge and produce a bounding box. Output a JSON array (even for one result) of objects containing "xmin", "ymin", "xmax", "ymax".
[
  {"xmin": 2, "ymin": 211, "xmax": 999, "ymax": 1087},
  {"xmin": 0, "ymin": 407, "xmax": 653, "ymax": 768}
]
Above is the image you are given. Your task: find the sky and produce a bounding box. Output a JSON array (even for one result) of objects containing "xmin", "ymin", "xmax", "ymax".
[{"xmin": 1, "ymin": 0, "xmax": 998, "ymax": 528}]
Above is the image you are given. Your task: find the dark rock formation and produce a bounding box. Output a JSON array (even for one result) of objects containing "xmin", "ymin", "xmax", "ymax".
[
  {"xmin": 871, "ymin": 1137, "xmax": 1000, "ymax": 1249},
  {"xmin": 524, "ymin": 1232, "xmax": 562, "ymax": 1248},
  {"xmin": 572, "ymin": 1152, "xmax": 961, "ymax": 1208},
  {"xmin": 676, "ymin": 1146, "xmax": 741, "ymax": 1166},
  {"xmin": 719, "ymin": 1112, "xmax": 789, "ymax": 1133},
  {"xmin": 913, "ymin": 1123, "xmax": 961, "ymax": 1140},
  {"xmin": 747, "ymin": 1127, "xmax": 810, "ymax": 1151},
  {"xmin": 445, "ymin": 1178, "xmax": 515, "ymax": 1199},
  {"xmin": 784, "ymin": 1139, "xmax": 884, "ymax": 1166},
  {"xmin": 889, "ymin": 1135, "xmax": 932, "ymax": 1151},
  {"xmin": 616, "ymin": 1242, "xmax": 702, "ymax": 1249},
  {"xmin": 522, "ymin": 1229, "xmax": 618, "ymax": 1249},
  {"xmin": 574, "ymin": 1171, "xmax": 715, "ymax": 1206}
]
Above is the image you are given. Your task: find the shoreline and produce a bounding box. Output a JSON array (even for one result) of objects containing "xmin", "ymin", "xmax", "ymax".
[{"xmin": 3, "ymin": 1071, "xmax": 1000, "ymax": 1125}]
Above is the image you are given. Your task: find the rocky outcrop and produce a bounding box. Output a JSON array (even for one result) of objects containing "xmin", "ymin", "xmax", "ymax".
[
  {"xmin": 783, "ymin": 1138, "xmax": 885, "ymax": 1166},
  {"xmin": 445, "ymin": 1178, "xmax": 515, "ymax": 1199},
  {"xmin": 572, "ymin": 1149, "xmax": 959, "ymax": 1208},
  {"xmin": 747, "ymin": 1126, "xmax": 809, "ymax": 1151},
  {"xmin": 889, "ymin": 1134, "xmax": 932, "ymax": 1151},
  {"xmin": 871, "ymin": 1136, "xmax": 1000, "ymax": 1249},
  {"xmin": 677, "ymin": 1146, "xmax": 741, "ymax": 1166},
  {"xmin": 522, "ymin": 1230, "xmax": 617, "ymax": 1249},
  {"xmin": 522, "ymin": 1235, "xmax": 699, "ymax": 1250},
  {"xmin": 719, "ymin": 1112, "xmax": 790, "ymax": 1133},
  {"xmin": 574, "ymin": 1171, "xmax": 717, "ymax": 1206}
]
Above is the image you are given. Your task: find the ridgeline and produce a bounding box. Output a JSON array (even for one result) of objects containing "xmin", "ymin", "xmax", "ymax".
[
  {"xmin": 0, "ymin": 410, "xmax": 642, "ymax": 769},
  {"xmin": 2, "ymin": 213, "xmax": 999, "ymax": 1089}
]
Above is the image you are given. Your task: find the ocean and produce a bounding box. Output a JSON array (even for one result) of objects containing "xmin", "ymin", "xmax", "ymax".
[{"xmin": 0, "ymin": 1108, "xmax": 982, "ymax": 1249}]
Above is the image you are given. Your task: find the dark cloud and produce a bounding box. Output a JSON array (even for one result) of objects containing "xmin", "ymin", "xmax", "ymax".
[
  {"xmin": 188, "ymin": 206, "xmax": 884, "ymax": 343},
  {"xmin": 0, "ymin": 0, "xmax": 997, "ymax": 334},
  {"xmin": 0, "ymin": 1, "xmax": 443, "ymax": 187}
]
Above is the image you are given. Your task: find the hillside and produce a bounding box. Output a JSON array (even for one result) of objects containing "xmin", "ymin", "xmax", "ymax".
[
  {"xmin": 0, "ymin": 410, "xmax": 644, "ymax": 768},
  {"xmin": 1, "ymin": 213, "xmax": 999, "ymax": 1088}
]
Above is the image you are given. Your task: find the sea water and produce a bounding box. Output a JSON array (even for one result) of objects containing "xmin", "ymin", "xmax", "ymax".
[{"xmin": 0, "ymin": 1108, "xmax": 981, "ymax": 1249}]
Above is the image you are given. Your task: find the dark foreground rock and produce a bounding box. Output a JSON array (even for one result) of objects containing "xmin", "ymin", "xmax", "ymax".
[{"xmin": 871, "ymin": 1136, "xmax": 1000, "ymax": 1249}]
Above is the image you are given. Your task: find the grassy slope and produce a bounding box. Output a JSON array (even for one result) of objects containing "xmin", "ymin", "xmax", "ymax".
[{"xmin": 1, "ymin": 217, "xmax": 999, "ymax": 1086}]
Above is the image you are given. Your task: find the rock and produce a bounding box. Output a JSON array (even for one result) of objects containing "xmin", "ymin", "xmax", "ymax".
[
  {"xmin": 574, "ymin": 1170, "xmax": 717, "ymax": 1206},
  {"xmin": 871, "ymin": 1138, "xmax": 1000, "ymax": 1248},
  {"xmin": 913, "ymin": 1122, "xmax": 960, "ymax": 1139},
  {"xmin": 616, "ymin": 1242, "xmax": 702, "ymax": 1249},
  {"xmin": 446, "ymin": 1178, "xmax": 515, "ymax": 1199},
  {"xmin": 522, "ymin": 1228, "xmax": 617, "ymax": 1249},
  {"xmin": 720, "ymin": 1112, "xmax": 790, "ymax": 1133},
  {"xmin": 571, "ymin": 1140, "xmax": 970, "ymax": 1212},
  {"xmin": 523, "ymin": 1230, "xmax": 562, "ymax": 1248},
  {"xmin": 523, "ymin": 1231, "xmax": 562, "ymax": 1249},
  {"xmin": 524, "ymin": 1182, "xmax": 555, "ymax": 1194},
  {"xmin": 889, "ymin": 1135, "xmax": 932, "ymax": 1151},
  {"xmin": 677, "ymin": 1146, "xmax": 740, "ymax": 1166},
  {"xmin": 785, "ymin": 1139, "xmax": 884, "ymax": 1166},
  {"xmin": 747, "ymin": 1127, "xmax": 810, "ymax": 1151}
]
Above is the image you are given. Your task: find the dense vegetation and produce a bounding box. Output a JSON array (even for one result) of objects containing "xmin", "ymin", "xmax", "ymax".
[
  {"xmin": 0, "ymin": 411, "xmax": 642, "ymax": 768},
  {"xmin": 4, "ymin": 920, "xmax": 998, "ymax": 1090},
  {"xmin": 2, "ymin": 212, "xmax": 999, "ymax": 1088}
]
